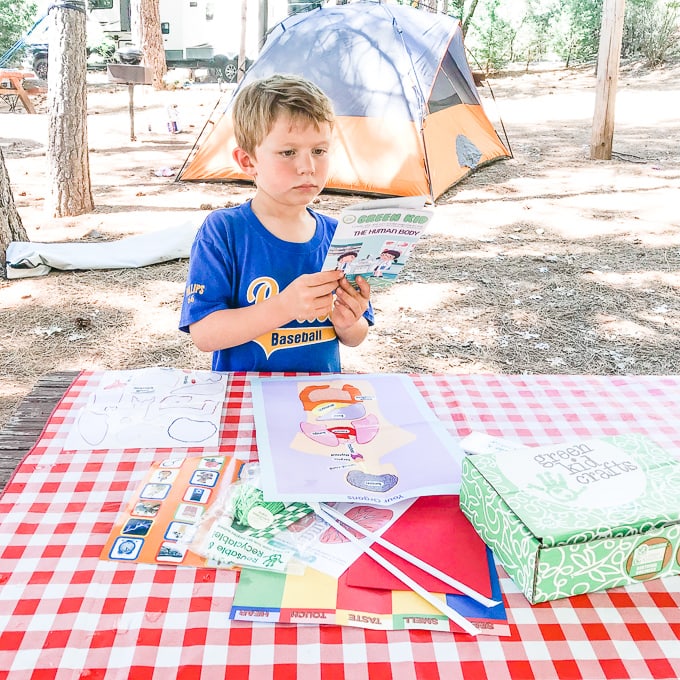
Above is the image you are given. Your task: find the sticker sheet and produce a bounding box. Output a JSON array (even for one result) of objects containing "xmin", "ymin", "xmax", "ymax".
[
  {"xmin": 101, "ymin": 454, "xmax": 240, "ymax": 567},
  {"xmin": 230, "ymin": 547, "xmax": 509, "ymax": 636}
]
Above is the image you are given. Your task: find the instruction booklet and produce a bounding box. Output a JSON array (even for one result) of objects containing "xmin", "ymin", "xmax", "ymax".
[{"xmin": 321, "ymin": 196, "xmax": 433, "ymax": 288}]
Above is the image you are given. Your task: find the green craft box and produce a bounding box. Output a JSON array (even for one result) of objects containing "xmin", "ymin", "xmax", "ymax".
[{"xmin": 460, "ymin": 434, "xmax": 680, "ymax": 604}]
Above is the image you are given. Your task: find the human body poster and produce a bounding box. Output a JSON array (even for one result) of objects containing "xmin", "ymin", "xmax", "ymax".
[{"xmin": 252, "ymin": 374, "xmax": 463, "ymax": 505}]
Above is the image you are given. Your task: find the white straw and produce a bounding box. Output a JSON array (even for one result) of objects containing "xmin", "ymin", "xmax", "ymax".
[
  {"xmin": 310, "ymin": 502, "xmax": 479, "ymax": 636},
  {"xmin": 319, "ymin": 501, "xmax": 499, "ymax": 608}
]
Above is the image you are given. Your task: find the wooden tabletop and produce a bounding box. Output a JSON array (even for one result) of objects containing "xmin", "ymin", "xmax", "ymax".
[
  {"xmin": 0, "ymin": 68, "xmax": 37, "ymax": 80},
  {"xmin": 0, "ymin": 371, "xmax": 78, "ymax": 493},
  {"xmin": 0, "ymin": 68, "xmax": 41, "ymax": 113}
]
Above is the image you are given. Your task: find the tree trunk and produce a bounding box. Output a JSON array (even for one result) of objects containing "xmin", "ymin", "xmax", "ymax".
[
  {"xmin": 46, "ymin": 2, "xmax": 94, "ymax": 218},
  {"xmin": 132, "ymin": 0, "xmax": 167, "ymax": 90},
  {"xmin": 0, "ymin": 148, "xmax": 29, "ymax": 273},
  {"xmin": 463, "ymin": 0, "xmax": 481, "ymax": 37}
]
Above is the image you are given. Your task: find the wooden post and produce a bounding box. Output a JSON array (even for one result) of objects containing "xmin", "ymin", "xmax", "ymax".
[
  {"xmin": 128, "ymin": 83, "xmax": 136, "ymax": 142},
  {"xmin": 107, "ymin": 65, "xmax": 152, "ymax": 142},
  {"xmin": 590, "ymin": 0, "xmax": 626, "ymax": 160}
]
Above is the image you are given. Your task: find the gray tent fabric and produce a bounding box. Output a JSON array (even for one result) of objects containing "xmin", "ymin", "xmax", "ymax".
[
  {"xmin": 456, "ymin": 135, "xmax": 482, "ymax": 168},
  {"xmin": 5, "ymin": 222, "xmax": 199, "ymax": 279}
]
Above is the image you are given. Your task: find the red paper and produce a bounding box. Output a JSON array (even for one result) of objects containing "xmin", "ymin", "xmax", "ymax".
[{"xmin": 344, "ymin": 495, "xmax": 492, "ymax": 597}]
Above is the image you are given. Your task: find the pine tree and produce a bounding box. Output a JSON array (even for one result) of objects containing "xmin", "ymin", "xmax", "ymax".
[{"xmin": 0, "ymin": 149, "xmax": 29, "ymax": 274}]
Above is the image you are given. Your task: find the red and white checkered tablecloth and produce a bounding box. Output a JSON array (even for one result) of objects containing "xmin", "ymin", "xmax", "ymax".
[{"xmin": 1, "ymin": 372, "xmax": 679, "ymax": 680}]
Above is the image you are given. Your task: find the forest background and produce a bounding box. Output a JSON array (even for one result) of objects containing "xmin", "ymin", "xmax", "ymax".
[{"xmin": 3, "ymin": 0, "xmax": 680, "ymax": 76}]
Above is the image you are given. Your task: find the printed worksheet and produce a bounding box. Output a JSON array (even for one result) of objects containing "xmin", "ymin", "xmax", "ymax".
[{"xmin": 63, "ymin": 367, "xmax": 228, "ymax": 450}]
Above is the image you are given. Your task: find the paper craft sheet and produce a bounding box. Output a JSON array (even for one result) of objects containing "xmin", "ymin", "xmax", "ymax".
[
  {"xmin": 344, "ymin": 495, "xmax": 492, "ymax": 597},
  {"xmin": 101, "ymin": 454, "xmax": 240, "ymax": 567},
  {"xmin": 252, "ymin": 374, "xmax": 464, "ymax": 506},
  {"xmin": 230, "ymin": 547, "xmax": 508, "ymax": 635},
  {"xmin": 268, "ymin": 499, "xmax": 417, "ymax": 579},
  {"xmin": 63, "ymin": 367, "xmax": 228, "ymax": 450}
]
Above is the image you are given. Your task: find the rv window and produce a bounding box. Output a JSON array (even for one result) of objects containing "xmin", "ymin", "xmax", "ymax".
[{"xmin": 88, "ymin": 0, "xmax": 114, "ymax": 9}]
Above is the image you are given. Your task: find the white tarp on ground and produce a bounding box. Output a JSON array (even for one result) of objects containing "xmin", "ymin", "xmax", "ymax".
[{"xmin": 5, "ymin": 222, "xmax": 200, "ymax": 279}]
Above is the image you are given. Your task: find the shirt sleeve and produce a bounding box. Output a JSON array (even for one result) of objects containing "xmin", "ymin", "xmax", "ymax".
[
  {"xmin": 364, "ymin": 301, "xmax": 375, "ymax": 327},
  {"xmin": 179, "ymin": 218, "xmax": 233, "ymax": 334}
]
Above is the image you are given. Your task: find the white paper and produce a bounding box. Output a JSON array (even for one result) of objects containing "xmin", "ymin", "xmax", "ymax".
[{"xmin": 62, "ymin": 367, "xmax": 228, "ymax": 451}]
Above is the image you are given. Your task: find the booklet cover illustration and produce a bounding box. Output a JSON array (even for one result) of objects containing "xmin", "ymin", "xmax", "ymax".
[{"xmin": 321, "ymin": 196, "xmax": 433, "ymax": 288}]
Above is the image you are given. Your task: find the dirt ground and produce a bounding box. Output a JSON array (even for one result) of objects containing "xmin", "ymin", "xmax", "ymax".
[{"xmin": 1, "ymin": 63, "xmax": 680, "ymax": 431}]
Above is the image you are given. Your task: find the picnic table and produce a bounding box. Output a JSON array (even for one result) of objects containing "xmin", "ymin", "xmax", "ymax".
[
  {"xmin": 0, "ymin": 68, "xmax": 45, "ymax": 114},
  {"xmin": 0, "ymin": 370, "xmax": 679, "ymax": 679}
]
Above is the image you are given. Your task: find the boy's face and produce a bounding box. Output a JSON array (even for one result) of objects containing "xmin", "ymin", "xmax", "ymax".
[{"xmin": 234, "ymin": 114, "xmax": 332, "ymax": 208}]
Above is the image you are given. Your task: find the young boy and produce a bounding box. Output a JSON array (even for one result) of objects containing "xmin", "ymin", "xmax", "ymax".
[{"xmin": 179, "ymin": 74, "xmax": 373, "ymax": 372}]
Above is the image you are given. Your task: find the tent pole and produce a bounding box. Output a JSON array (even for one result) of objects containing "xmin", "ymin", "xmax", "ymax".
[{"xmin": 238, "ymin": 0, "xmax": 248, "ymax": 83}]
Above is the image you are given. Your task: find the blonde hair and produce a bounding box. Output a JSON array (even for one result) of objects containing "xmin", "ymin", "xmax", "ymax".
[{"xmin": 232, "ymin": 74, "xmax": 335, "ymax": 155}]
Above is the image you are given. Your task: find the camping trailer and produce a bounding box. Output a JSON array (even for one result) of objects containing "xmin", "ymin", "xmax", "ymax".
[
  {"xmin": 20, "ymin": 0, "xmax": 323, "ymax": 80},
  {"xmin": 87, "ymin": 0, "xmax": 292, "ymax": 75}
]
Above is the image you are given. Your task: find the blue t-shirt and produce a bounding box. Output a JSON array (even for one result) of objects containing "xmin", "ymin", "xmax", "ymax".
[{"xmin": 179, "ymin": 201, "xmax": 374, "ymax": 372}]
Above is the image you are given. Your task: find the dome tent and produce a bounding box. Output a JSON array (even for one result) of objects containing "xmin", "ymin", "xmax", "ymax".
[{"xmin": 178, "ymin": 1, "xmax": 511, "ymax": 200}]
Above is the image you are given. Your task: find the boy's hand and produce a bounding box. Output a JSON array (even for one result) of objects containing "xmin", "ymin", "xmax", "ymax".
[
  {"xmin": 331, "ymin": 275, "xmax": 370, "ymax": 332},
  {"xmin": 281, "ymin": 270, "xmax": 344, "ymax": 322}
]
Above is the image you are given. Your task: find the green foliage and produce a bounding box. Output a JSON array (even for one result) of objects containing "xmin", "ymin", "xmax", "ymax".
[
  {"xmin": 549, "ymin": 0, "xmax": 680, "ymax": 67},
  {"xmin": 519, "ymin": 0, "xmax": 562, "ymax": 63},
  {"xmin": 391, "ymin": 0, "xmax": 680, "ymax": 70},
  {"xmin": 549, "ymin": 0, "xmax": 603, "ymax": 65},
  {"xmin": 467, "ymin": 0, "xmax": 525, "ymax": 70},
  {"xmin": 87, "ymin": 34, "xmax": 116, "ymax": 65},
  {"xmin": 448, "ymin": 0, "xmax": 466, "ymax": 18},
  {"xmin": 0, "ymin": 0, "xmax": 37, "ymax": 58},
  {"xmin": 623, "ymin": 0, "xmax": 680, "ymax": 65}
]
